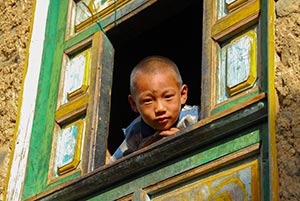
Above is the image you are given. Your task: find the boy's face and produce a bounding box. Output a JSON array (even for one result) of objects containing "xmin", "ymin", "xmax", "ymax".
[{"xmin": 128, "ymin": 70, "xmax": 187, "ymax": 131}]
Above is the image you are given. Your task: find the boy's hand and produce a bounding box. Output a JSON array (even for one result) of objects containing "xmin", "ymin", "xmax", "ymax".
[
  {"xmin": 140, "ymin": 127, "xmax": 181, "ymax": 148},
  {"xmin": 159, "ymin": 127, "xmax": 181, "ymax": 137}
]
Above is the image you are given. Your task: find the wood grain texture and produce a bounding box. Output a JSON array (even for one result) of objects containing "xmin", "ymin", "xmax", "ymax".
[{"xmin": 24, "ymin": 96, "xmax": 267, "ymax": 201}]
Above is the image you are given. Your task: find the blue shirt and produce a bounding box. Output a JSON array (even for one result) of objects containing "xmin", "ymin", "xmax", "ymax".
[{"xmin": 110, "ymin": 105, "xmax": 200, "ymax": 162}]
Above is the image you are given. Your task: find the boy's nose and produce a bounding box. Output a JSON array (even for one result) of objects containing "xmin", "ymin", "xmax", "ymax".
[{"xmin": 155, "ymin": 101, "xmax": 166, "ymax": 114}]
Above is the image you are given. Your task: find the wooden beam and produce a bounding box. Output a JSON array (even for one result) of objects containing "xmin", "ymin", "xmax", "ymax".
[{"xmin": 25, "ymin": 96, "xmax": 267, "ymax": 201}]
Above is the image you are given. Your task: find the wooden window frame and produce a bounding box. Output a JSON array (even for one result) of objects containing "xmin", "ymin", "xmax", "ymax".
[{"xmin": 7, "ymin": 0, "xmax": 277, "ymax": 200}]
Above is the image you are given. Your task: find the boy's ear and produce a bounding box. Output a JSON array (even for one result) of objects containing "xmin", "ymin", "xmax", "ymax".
[
  {"xmin": 180, "ymin": 84, "xmax": 188, "ymax": 104},
  {"xmin": 128, "ymin": 95, "xmax": 138, "ymax": 113}
]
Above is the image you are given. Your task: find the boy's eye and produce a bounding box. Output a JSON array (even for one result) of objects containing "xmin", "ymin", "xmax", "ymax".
[
  {"xmin": 165, "ymin": 94, "xmax": 174, "ymax": 99},
  {"xmin": 142, "ymin": 98, "xmax": 152, "ymax": 103}
]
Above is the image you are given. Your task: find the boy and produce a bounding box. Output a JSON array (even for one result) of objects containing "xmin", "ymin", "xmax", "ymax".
[{"xmin": 110, "ymin": 56, "xmax": 199, "ymax": 162}]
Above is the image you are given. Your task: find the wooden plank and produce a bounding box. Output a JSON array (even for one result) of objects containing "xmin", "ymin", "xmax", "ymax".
[
  {"xmin": 144, "ymin": 143, "xmax": 260, "ymax": 194},
  {"xmin": 260, "ymin": 0, "xmax": 278, "ymax": 200},
  {"xmin": 4, "ymin": 0, "xmax": 51, "ymax": 199},
  {"xmin": 201, "ymin": 0, "xmax": 214, "ymax": 118},
  {"xmin": 55, "ymin": 94, "xmax": 89, "ymax": 125},
  {"xmin": 198, "ymin": 93, "xmax": 265, "ymax": 127},
  {"xmin": 211, "ymin": 0, "xmax": 260, "ymax": 42},
  {"xmin": 24, "ymin": 95, "xmax": 267, "ymax": 201},
  {"xmin": 86, "ymin": 31, "xmax": 114, "ymax": 170},
  {"xmin": 211, "ymin": 86, "xmax": 260, "ymax": 114},
  {"xmin": 150, "ymin": 160, "xmax": 260, "ymax": 200},
  {"xmin": 75, "ymin": 0, "xmax": 132, "ymax": 32},
  {"xmin": 20, "ymin": 0, "xmax": 71, "ymax": 199}
]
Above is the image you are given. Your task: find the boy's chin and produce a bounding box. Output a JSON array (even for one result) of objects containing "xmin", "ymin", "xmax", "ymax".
[
  {"xmin": 155, "ymin": 124, "xmax": 173, "ymax": 131},
  {"xmin": 149, "ymin": 120, "xmax": 176, "ymax": 131}
]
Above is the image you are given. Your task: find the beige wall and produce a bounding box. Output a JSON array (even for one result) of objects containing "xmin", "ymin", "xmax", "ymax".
[
  {"xmin": 0, "ymin": 0, "xmax": 33, "ymax": 199},
  {"xmin": 275, "ymin": 0, "xmax": 300, "ymax": 199},
  {"xmin": 0, "ymin": 0, "xmax": 299, "ymax": 200}
]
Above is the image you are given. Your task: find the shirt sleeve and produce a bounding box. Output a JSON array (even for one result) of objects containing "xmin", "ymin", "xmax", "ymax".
[
  {"xmin": 109, "ymin": 140, "xmax": 130, "ymax": 162},
  {"xmin": 177, "ymin": 105, "xmax": 200, "ymax": 129},
  {"xmin": 109, "ymin": 116, "xmax": 142, "ymax": 163}
]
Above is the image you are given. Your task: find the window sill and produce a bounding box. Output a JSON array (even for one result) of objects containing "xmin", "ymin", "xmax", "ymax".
[{"xmin": 26, "ymin": 93, "xmax": 267, "ymax": 201}]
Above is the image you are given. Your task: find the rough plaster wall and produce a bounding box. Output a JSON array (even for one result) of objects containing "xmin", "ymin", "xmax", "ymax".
[
  {"xmin": 0, "ymin": 0, "xmax": 33, "ymax": 199},
  {"xmin": 275, "ymin": 0, "xmax": 300, "ymax": 200}
]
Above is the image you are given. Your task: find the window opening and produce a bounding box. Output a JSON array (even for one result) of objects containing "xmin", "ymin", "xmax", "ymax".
[{"xmin": 106, "ymin": 0, "xmax": 203, "ymax": 154}]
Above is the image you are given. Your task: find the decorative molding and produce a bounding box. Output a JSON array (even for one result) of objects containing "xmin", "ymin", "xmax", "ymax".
[
  {"xmin": 226, "ymin": 29, "xmax": 257, "ymax": 96},
  {"xmin": 216, "ymin": 28, "xmax": 258, "ymax": 105},
  {"xmin": 64, "ymin": 48, "xmax": 91, "ymax": 102},
  {"xmin": 74, "ymin": 0, "xmax": 132, "ymax": 32},
  {"xmin": 147, "ymin": 157, "xmax": 260, "ymax": 200},
  {"xmin": 56, "ymin": 119, "xmax": 84, "ymax": 176},
  {"xmin": 212, "ymin": 0, "xmax": 259, "ymax": 42},
  {"xmin": 55, "ymin": 93, "xmax": 89, "ymax": 125},
  {"xmin": 226, "ymin": 0, "xmax": 248, "ymax": 12}
]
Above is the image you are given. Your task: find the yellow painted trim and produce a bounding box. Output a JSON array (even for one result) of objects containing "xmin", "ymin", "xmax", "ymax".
[
  {"xmin": 67, "ymin": 48, "xmax": 91, "ymax": 101},
  {"xmin": 212, "ymin": 0, "xmax": 260, "ymax": 41},
  {"xmin": 4, "ymin": 0, "xmax": 37, "ymax": 200},
  {"xmin": 151, "ymin": 160, "xmax": 260, "ymax": 200},
  {"xmin": 75, "ymin": 0, "xmax": 132, "ymax": 32},
  {"xmin": 205, "ymin": 160, "xmax": 259, "ymax": 200},
  {"xmin": 67, "ymin": 84, "xmax": 89, "ymax": 100},
  {"xmin": 226, "ymin": 0, "xmax": 248, "ymax": 12},
  {"xmin": 145, "ymin": 143, "xmax": 260, "ymax": 194},
  {"xmin": 57, "ymin": 119, "xmax": 84, "ymax": 175},
  {"xmin": 267, "ymin": 0, "xmax": 279, "ymax": 199},
  {"xmin": 117, "ymin": 193, "xmax": 134, "ymax": 201},
  {"xmin": 226, "ymin": 29, "xmax": 257, "ymax": 96},
  {"xmin": 55, "ymin": 93, "xmax": 89, "ymax": 124},
  {"xmin": 209, "ymin": 177, "xmax": 247, "ymax": 200},
  {"xmin": 251, "ymin": 158, "xmax": 260, "ymax": 201}
]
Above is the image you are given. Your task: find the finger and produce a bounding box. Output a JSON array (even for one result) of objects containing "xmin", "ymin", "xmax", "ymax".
[{"xmin": 159, "ymin": 128, "xmax": 180, "ymax": 136}]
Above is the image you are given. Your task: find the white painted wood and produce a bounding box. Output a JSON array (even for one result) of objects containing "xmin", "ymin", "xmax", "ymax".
[
  {"xmin": 227, "ymin": 36, "xmax": 251, "ymax": 88},
  {"xmin": 6, "ymin": 0, "xmax": 50, "ymax": 200}
]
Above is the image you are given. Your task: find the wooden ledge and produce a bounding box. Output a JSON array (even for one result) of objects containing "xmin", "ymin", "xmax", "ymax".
[{"xmin": 26, "ymin": 94, "xmax": 267, "ymax": 201}]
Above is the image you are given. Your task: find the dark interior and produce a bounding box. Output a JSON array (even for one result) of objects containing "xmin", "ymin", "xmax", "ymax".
[{"xmin": 106, "ymin": 0, "xmax": 203, "ymax": 153}]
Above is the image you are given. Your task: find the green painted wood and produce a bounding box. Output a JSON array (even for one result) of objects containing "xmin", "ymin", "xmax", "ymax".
[
  {"xmin": 32, "ymin": 99, "xmax": 267, "ymax": 200},
  {"xmin": 260, "ymin": 1, "xmax": 273, "ymax": 200},
  {"xmin": 63, "ymin": 0, "xmax": 152, "ymax": 50},
  {"xmin": 211, "ymin": 89, "xmax": 261, "ymax": 114},
  {"xmin": 89, "ymin": 130, "xmax": 261, "ymax": 200},
  {"xmin": 21, "ymin": 0, "xmax": 121, "ymax": 197},
  {"xmin": 260, "ymin": 121, "xmax": 270, "ymax": 201},
  {"xmin": 20, "ymin": 0, "xmax": 272, "ymax": 200},
  {"xmin": 22, "ymin": 0, "xmax": 152, "ymax": 199},
  {"xmin": 64, "ymin": 24, "xmax": 100, "ymax": 50},
  {"xmin": 21, "ymin": 0, "xmax": 78, "ymax": 199}
]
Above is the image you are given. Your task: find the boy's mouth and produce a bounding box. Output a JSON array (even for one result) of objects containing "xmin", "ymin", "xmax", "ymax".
[{"xmin": 156, "ymin": 117, "xmax": 169, "ymax": 124}]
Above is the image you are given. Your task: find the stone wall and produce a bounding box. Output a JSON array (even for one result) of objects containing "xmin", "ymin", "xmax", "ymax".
[
  {"xmin": 0, "ymin": 0, "xmax": 33, "ymax": 199},
  {"xmin": 0, "ymin": 0, "xmax": 299, "ymax": 200},
  {"xmin": 275, "ymin": 0, "xmax": 300, "ymax": 200}
]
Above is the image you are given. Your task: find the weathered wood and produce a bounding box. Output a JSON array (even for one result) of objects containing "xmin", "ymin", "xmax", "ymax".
[
  {"xmin": 211, "ymin": 0, "xmax": 260, "ymax": 42},
  {"xmin": 92, "ymin": 32, "xmax": 115, "ymax": 168},
  {"xmin": 144, "ymin": 143, "xmax": 260, "ymax": 193},
  {"xmin": 25, "ymin": 96, "xmax": 267, "ymax": 201},
  {"xmin": 201, "ymin": 0, "xmax": 214, "ymax": 118}
]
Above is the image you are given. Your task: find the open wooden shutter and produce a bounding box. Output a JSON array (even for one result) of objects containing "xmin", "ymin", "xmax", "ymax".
[
  {"xmin": 21, "ymin": 30, "xmax": 114, "ymax": 199},
  {"xmin": 202, "ymin": 0, "xmax": 261, "ymax": 117},
  {"xmin": 48, "ymin": 31, "xmax": 114, "ymax": 182}
]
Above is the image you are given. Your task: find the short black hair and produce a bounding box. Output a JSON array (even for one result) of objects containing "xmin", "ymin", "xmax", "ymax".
[{"xmin": 130, "ymin": 55, "xmax": 183, "ymax": 95}]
